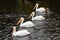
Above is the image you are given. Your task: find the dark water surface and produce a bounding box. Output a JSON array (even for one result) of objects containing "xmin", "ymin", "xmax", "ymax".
[{"xmin": 0, "ymin": 0, "xmax": 60, "ymax": 40}]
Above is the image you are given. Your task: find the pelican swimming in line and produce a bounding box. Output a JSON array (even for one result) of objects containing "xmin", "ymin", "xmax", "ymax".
[
  {"xmin": 33, "ymin": 3, "xmax": 49, "ymax": 16},
  {"xmin": 16, "ymin": 17, "xmax": 35, "ymax": 27},
  {"xmin": 12, "ymin": 26, "xmax": 30, "ymax": 37},
  {"xmin": 28, "ymin": 11, "xmax": 45, "ymax": 21}
]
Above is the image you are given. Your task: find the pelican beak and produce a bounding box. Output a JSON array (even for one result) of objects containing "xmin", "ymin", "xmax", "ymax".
[
  {"xmin": 33, "ymin": 3, "xmax": 39, "ymax": 10},
  {"xmin": 33, "ymin": 5, "xmax": 36, "ymax": 10},
  {"xmin": 16, "ymin": 18, "xmax": 22, "ymax": 25},
  {"xmin": 28, "ymin": 13, "xmax": 33, "ymax": 19}
]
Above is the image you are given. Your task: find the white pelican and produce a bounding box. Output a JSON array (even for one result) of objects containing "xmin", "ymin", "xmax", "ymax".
[
  {"xmin": 28, "ymin": 11, "xmax": 45, "ymax": 21},
  {"xmin": 33, "ymin": 3, "xmax": 49, "ymax": 16},
  {"xmin": 12, "ymin": 26, "xmax": 30, "ymax": 37},
  {"xmin": 16, "ymin": 17, "xmax": 35, "ymax": 27}
]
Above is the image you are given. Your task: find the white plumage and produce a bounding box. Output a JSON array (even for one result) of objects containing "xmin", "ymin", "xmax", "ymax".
[
  {"xmin": 36, "ymin": 7, "xmax": 45, "ymax": 13},
  {"xmin": 32, "ymin": 16, "xmax": 45, "ymax": 20},
  {"xmin": 36, "ymin": 7, "xmax": 46, "ymax": 16},
  {"xmin": 13, "ymin": 30, "xmax": 30, "ymax": 37},
  {"xmin": 20, "ymin": 21, "xmax": 34, "ymax": 27},
  {"xmin": 28, "ymin": 12, "xmax": 45, "ymax": 21},
  {"xmin": 16, "ymin": 17, "xmax": 35, "ymax": 27},
  {"xmin": 33, "ymin": 3, "xmax": 46, "ymax": 16}
]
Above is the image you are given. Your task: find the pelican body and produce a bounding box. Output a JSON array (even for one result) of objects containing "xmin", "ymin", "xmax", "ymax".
[
  {"xmin": 36, "ymin": 7, "xmax": 46, "ymax": 16},
  {"xmin": 12, "ymin": 27, "xmax": 30, "ymax": 40},
  {"xmin": 32, "ymin": 16, "xmax": 45, "ymax": 20},
  {"xmin": 20, "ymin": 21, "xmax": 34, "ymax": 27},
  {"xmin": 28, "ymin": 12, "xmax": 45, "ymax": 21},
  {"xmin": 16, "ymin": 17, "xmax": 35, "ymax": 27},
  {"xmin": 33, "ymin": 3, "xmax": 48, "ymax": 16},
  {"xmin": 13, "ymin": 30, "xmax": 30, "ymax": 37},
  {"xmin": 12, "ymin": 27, "xmax": 30, "ymax": 37}
]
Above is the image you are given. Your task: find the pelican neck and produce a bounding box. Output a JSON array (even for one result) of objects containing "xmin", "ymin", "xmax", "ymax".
[{"xmin": 20, "ymin": 20, "xmax": 24, "ymax": 25}]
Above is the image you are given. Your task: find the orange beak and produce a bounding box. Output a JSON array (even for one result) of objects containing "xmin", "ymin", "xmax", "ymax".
[
  {"xmin": 16, "ymin": 18, "xmax": 22, "ymax": 25},
  {"xmin": 28, "ymin": 13, "xmax": 33, "ymax": 19}
]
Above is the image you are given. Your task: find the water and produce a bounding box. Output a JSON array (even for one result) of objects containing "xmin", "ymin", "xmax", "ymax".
[{"xmin": 0, "ymin": 0, "xmax": 60, "ymax": 40}]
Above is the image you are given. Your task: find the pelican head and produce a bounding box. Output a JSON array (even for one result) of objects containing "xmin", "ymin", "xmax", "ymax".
[
  {"xmin": 16, "ymin": 17, "xmax": 24, "ymax": 25},
  {"xmin": 45, "ymin": 7, "xmax": 49, "ymax": 11},
  {"xmin": 33, "ymin": 3, "xmax": 39, "ymax": 9},
  {"xmin": 20, "ymin": 17, "xmax": 24, "ymax": 21},
  {"xmin": 28, "ymin": 11, "xmax": 35, "ymax": 19}
]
